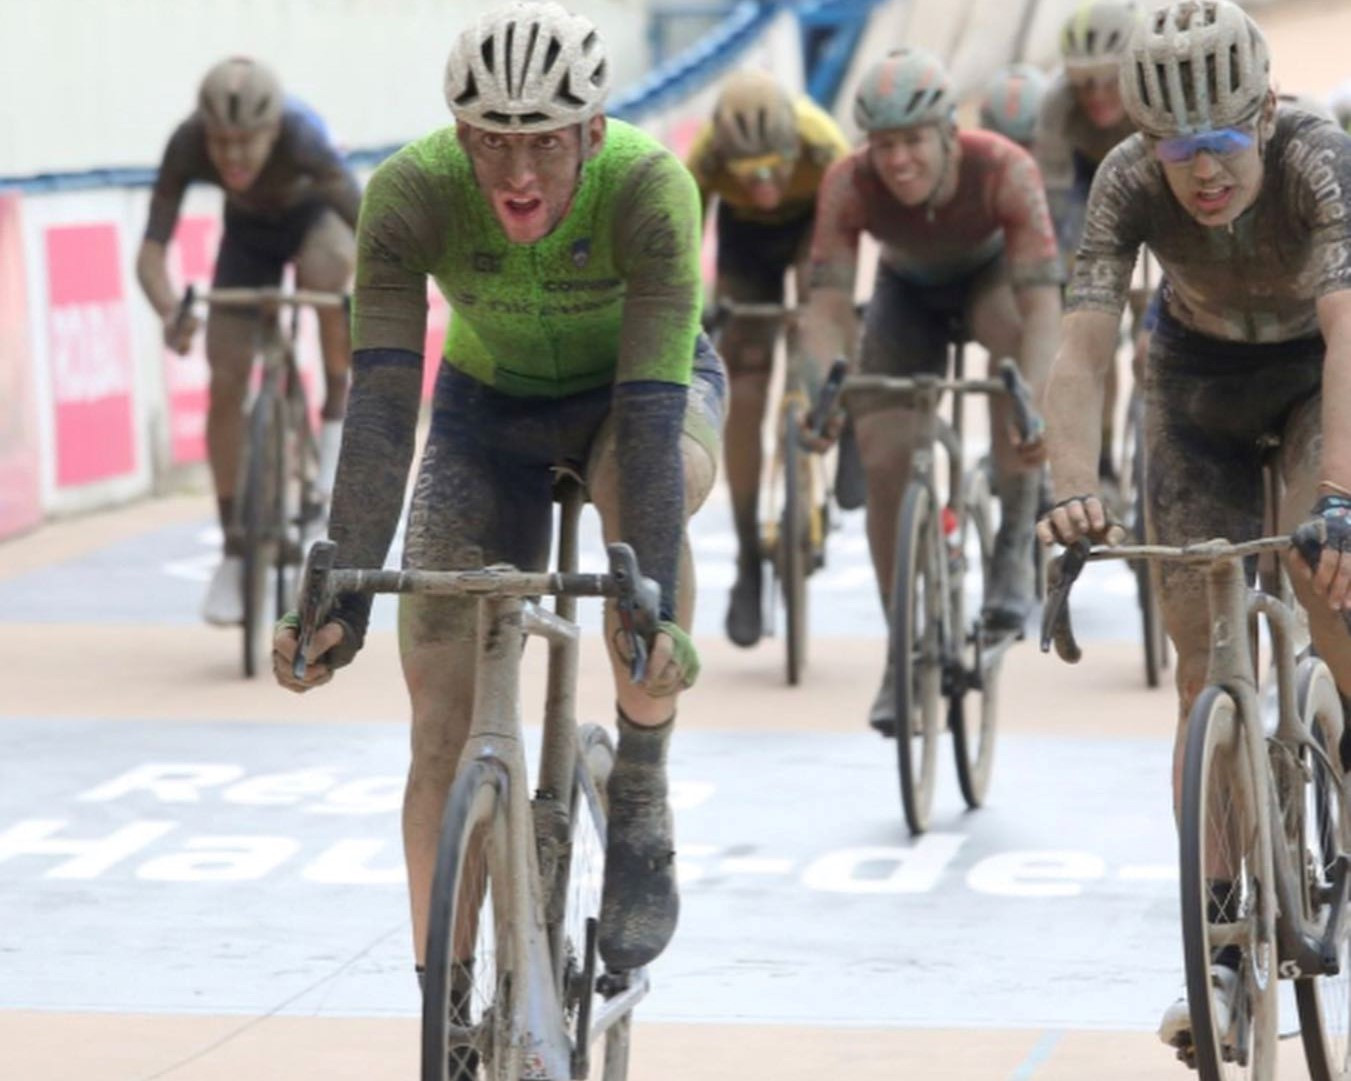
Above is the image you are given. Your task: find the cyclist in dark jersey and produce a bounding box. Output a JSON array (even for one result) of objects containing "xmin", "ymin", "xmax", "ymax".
[
  {"xmin": 686, "ymin": 70, "xmax": 850, "ymax": 647},
  {"xmin": 802, "ymin": 47, "xmax": 1062, "ymax": 734},
  {"xmin": 1034, "ymin": 0, "xmax": 1140, "ymax": 489},
  {"xmin": 271, "ymin": 1, "xmax": 725, "ymax": 980},
  {"xmin": 1037, "ymin": 0, "xmax": 1351, "ymax": 1046},
  {"xmin": 135, "ymin": 57, "xmax": 360, "ymax": 625}
]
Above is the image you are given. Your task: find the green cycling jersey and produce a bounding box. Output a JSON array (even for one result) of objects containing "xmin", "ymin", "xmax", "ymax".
[{"xmin": 352, "ymin": 119, "xmax": 703, "ymax": 397}]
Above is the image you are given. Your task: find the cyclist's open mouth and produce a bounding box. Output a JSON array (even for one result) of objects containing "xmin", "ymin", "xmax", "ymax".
[
  {"xmin": 501, "ymin": 195, "xmax": 544, "ymax": 220},
  {"xmin": 1194, "ymin": 184, "xmax": 1234, "ymax": 214}
]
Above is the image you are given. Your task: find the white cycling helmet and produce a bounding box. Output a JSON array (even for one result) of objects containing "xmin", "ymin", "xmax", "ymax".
[
  {"xmin": 198, "ymin": 57, "xmax": 283, "ymax": 132},
  {"xmin": 1120, "ymin": 0, "xmax": 1270, "ymax": 136},
  {"xmin": 1060, "ymin": 0, "xmax": 1137, "ymax": 73},
  {"xmin": 445, "ymin": 1, "xmax": 610, "ymax": 132}
]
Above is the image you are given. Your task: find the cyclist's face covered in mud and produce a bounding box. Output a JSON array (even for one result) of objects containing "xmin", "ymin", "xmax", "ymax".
[
  {"xmin": 867, "ymin": 124, "xmax": 948, "ymax": 207},
  {"xmin": 205, "ymin": 122, "xmax": 282, "ymax": 193},
  {"xmin": 1153, "ymin": 99, "xmax": 1274, "ymax": 229},
  {"xmin": 460, "ymin": 117, "xmax": 606, "ymax": 244}
]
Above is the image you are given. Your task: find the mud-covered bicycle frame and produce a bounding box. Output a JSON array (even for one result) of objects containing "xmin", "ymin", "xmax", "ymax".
[{"xmin": 292, "ymin": 479, "xmax": 659, "ymax": 1080}]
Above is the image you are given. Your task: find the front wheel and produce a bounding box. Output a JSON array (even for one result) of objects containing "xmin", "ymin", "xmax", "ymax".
[
  {"xmin": 780, "ymin": 400, "xmax": 809, "ymax": 687},
  {"xmin": 951, "ymin": 469, "xmax": 997, "ymax": 809},
  {"xmin": 1293, "ymin": 659, "xmax": 1351, "ymax": 1081},
  {"xmin": 891, "ymin": 482, "xmax": 942, "ymax": 835},
  {"xmin": 1178, "ymin": 687, "xmax": 1277, "ymax": 1081},
  {"xmin": 560, "ymin": 725, "xmax": 631, "ymax": 1080},
  {"xmin": 240, "ymin": 387, "xmax": 285, "ymax": 679},
  {"xmin": 423, "ymin": 758, "xmax": 517, "ymax": 1081}
]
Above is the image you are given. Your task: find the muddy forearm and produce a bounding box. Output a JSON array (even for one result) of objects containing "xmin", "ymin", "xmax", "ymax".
[
  {"xmin": 1044, "ymin": 310, "xmax": 1119, "ymax": 500},
  {"xmin": 1014, "ymin": 283, "xmax": 1062, "ymax": 399},
  {"xmin": 801, "ymin": 283, "xmax": 855, "ymax": 395},
  {"xmin": 1319, "ymin": 295, "xmax": 1351, "ymax": 493},
  {"xmin": 136, "ymin": 240, "xmax": 178, "ymax": 320}
]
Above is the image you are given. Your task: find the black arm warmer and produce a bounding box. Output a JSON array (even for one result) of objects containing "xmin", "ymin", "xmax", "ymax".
[
  {"xmin": 325, "ymin": 347, "xmax": 423, "ymax": 655},
  {"xmin": 613, "ymin": 380, "xmax": 688, "ymax": 624}
]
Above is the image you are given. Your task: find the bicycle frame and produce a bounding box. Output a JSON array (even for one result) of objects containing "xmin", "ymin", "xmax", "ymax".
[
  {"xmin": 295, "ymin": 511, "xmax": 654, "ymax": 1079},
  {"xmin": 843, "ymin": 353, "xmax": 1023, "ymax": 676},
  {"xmin": 1045, "ymin": 536, "xmax": 1351, "ymax": 980}
]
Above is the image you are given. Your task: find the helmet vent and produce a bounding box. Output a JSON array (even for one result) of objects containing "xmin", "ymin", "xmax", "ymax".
[
  {"xmin": 504, "ymin": 24, "xmax": 516, "ymax": 94},
  {"xmin": 1085, "ymin": 29, "xmax": 1097, "ymax": 54},
  {"xmin": 544, "ymin": 37, "xmax": 561, "ymax": 70},
  {"xmin": 227, "ymin": 92, "xmax": 240, "ymax": 125},
  {"xmin": 521, "ymin": 23, "xmax": 541, "ymax": 80},
  {"xmin": 554, "ymin": 72, "xmax": 585, "ymax": 108},
  {"xmin": 252, "ymin": 94, "xmax": 272, "ymax": 121},
  {"xmin": 591, "ymin": 58, "xmax": 607, "ymax": 87},
  {"xmin": 481, "ymin": 36, "xmax": 495, "ymax": 71},
  {"xmin": 907, "ymin": 90, "xmax": 926, "ymax": 116},
  {"xmin": 454, "ymin": 71, "xmax": 479, "ymax": 106},
  {"xmin": 1135, "ymin": 63, "xmax": 1151, "ymax": 107}
]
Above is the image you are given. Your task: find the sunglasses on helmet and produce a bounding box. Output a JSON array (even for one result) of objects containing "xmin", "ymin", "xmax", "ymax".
[{"xmin": 1152, "ymin": 126, "xmax": 1256, "ymax": 165}]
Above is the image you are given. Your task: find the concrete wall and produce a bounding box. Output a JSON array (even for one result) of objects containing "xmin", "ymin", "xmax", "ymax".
[{"xmin": 0, "ymin": 0, "xmax": 650, "ymax": 176}]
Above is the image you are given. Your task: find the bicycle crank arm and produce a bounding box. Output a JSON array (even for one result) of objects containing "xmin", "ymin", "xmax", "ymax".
[{"xmin": 293, "ymin": 539, "xmax": 336, "ymax": 680}]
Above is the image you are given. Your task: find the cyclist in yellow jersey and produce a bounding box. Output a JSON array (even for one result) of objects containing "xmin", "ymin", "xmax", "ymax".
[{"xmin": 686, "ymin": 71, "xmax": 850, "ymax": 646}]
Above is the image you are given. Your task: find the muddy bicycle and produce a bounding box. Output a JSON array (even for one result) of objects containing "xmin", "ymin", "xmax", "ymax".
[
  {"xmin": 706, "ymin": 299, "xmax": 838, "ymax": 685},
  {"xmin": 176, "ymin": 284, "xmax": 344, "ymax": 678},
  {"xmin": 1043, "ymin": 530, "xmax": 1351, "ymax": 1081},
  {"xmin": 843, "ymin": 345, "xmax": 1043, "ymax": 836},
  {"xmin": 293, "ymin": 477, "xmax": 657, "ymax": 1081}
]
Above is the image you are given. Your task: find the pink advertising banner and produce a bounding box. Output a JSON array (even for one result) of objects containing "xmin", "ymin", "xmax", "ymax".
[
  {"xmin": 45, "ymin": 223, "xmax": 137, "ymax": 487},
  {"xmin": 164, "ymin": 215, "xmax": 219, "ymax": 464},
  {"xmin": 0, "ymin": 195, "xmax": 42, "ymax": 538}
]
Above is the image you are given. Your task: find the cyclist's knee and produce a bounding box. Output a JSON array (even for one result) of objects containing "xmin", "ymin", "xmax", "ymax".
[{"xmin": 295, "ymin": 212, "xmax": 356, "ymax": 289}]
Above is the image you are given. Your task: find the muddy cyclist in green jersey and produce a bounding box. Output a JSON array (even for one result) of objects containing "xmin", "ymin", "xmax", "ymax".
[
  {"xmin": 137, "ymin": 57, "xmax": 359, "ymax": 625},
  {"xmin": 271, "ymin": 0, "xmax": 726, "ymax": 981},
  {"xmin": 1037, "ymin": 0, "xmax": 1351, "ymax": 1048}
]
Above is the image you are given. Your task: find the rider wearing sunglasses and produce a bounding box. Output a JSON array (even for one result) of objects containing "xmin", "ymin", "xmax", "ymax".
[
  {"xmin": 685, "ymin": 71, "xmax": 850, "ymax": 648},
  {"xmin": 1037, "ymin": 0, "xmax": 1351, "ymax": 1050}
]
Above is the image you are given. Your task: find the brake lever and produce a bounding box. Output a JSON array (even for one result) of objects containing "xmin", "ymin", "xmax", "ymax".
[
  {"xmin": 998, "ymin": 358, "xmax": 1045, "ymax": 444},
  {"xmin": 1039, "ymin": 539, "xmax": 1089, "ymax": 663},
  {"xmin": 293, "ymin": 539, "xmax": 337, "ymax": 680},
  {"xmin": 607, "ymin": 543, "xmax": 660, "ymax": 684},
  {"xmin": 1291, "ymin": 518, "xmax": 1351, "ymax": 632}
]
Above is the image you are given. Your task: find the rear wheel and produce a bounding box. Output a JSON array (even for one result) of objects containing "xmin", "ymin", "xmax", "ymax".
[
  {"xmin": 240, "ymin": 386, "xmax": 285, "ymax": 678},
  {"xmin": 1293, "ymin": 659, "xmax": 1351, "ymax": 1081},
  {"xmin": 781, "ymin": 400, "xmax": 809, "ymax": 687},
  {"xmin": 891, "ymin": 482, "xmax": 941, "ymax": 835},
  {"xmin": 951, "ymin": 469, "xmax": 997, "ymax": 809},
  {"xmin": 422, "ymin": 757, "xmax": 516, "ymax": 1081},
  {"xmin": 1178, "ymin": 687, "xmax": 1277, "ymax": 1081}
]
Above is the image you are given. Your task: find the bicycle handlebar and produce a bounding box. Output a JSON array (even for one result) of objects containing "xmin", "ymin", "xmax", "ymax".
[
  {"xmin": 291, "ymin": 540, "xmax": 662, "ymax": 683},
  {"xmin": 840, "ymin": 361, "xmax": 1045, "ymax": 443},
  {"xmin": 185, "ymin": 285, "xmax": 348, "ymax": 311},
  {"xmin": 1039, "ymin": 528, "xmax": 1349, "ymax": 663}
]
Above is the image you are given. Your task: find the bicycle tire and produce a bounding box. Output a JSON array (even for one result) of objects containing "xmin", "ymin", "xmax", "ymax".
[
  {"xmin": 1293, "ymin": 658, "xmax": 1351, "ymax": 1081},
  {"xmin": 423, "ymin": 756, "xmax": 516, "ymax": 1081},
  {"xmin": 1129, "ymin": 403, "xmax": 1170, "ymax": 688},
  {"xmin": 782, "ymin": 400, "xmax": 808, "ymax": 687},
  {"xmin": 951, "ymin": 470, "xmax": 997, "ymax": 809},
  {"xmin": 240, "ymin": 388, "xmax": 284, "ymax": 679},
  {"xmin": 1179, "ymin": 686, "xmax": 1278, "ymax": 1081},
  {"xmin": 561, "ymin": 725, "xmax": 632, "ymax": 1080},
  {"xmin": 891, "ymin": 481, "xmax": 942, "ymax": 836}
]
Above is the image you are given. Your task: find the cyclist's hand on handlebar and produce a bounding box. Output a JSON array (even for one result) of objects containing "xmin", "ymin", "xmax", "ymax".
[
  {"xmin": 272, "ymin": 612, "xmax": 346, "ymax": 693},
  {"xmin": 799, "ymin": 408, "xmax": 844, "ymax": 454},
  {"xmin": 613, "ymin": 619, "xmax": 700, "ymax": 697},
  {"xmin": 162, "ymin": 311, "xmax": 199, "ymax": 355},
  {"xmin": 1037, "ymin": 494, "xmax": 1126, "ymax": 548},
  {"xmin": 1291, "ymin": 494, "xmax": 1351, "ymax": 613}
]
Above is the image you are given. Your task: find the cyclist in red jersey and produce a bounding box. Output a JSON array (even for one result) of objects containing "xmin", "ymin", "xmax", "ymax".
[{"xmin": 802, "ymin": 47, "xmax": 1062, "ymax": 734}]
